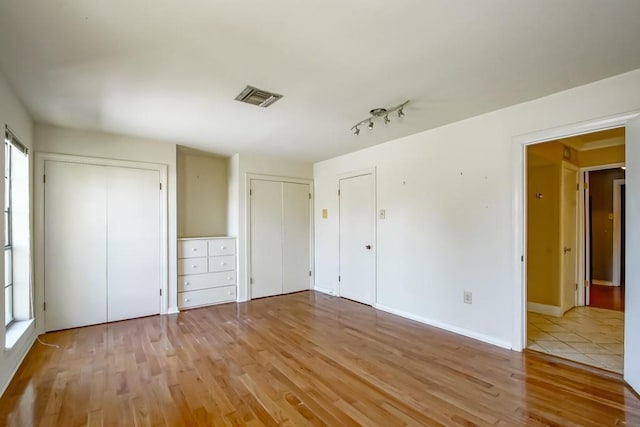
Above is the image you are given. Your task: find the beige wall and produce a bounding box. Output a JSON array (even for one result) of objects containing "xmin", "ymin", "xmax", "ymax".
[
  {"xmin": 177, "ymin": 147, "xmax": 228, "ymax": 237},
  {"xmin": 527, "ymin": 152, "xmax": 561, "ymax": 306},
  {"xmin": 579, "ymin": 144, "xmax": 625, "ymax": 167},
  {"xmin": 590, "ymin": 168, "xmax": 625, "ymax": 281}
]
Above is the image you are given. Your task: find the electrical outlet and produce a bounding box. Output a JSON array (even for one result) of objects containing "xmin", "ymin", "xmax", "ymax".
[{"xmin": 464, "ymin": 291, "xmax": 472, "ymax": 304}]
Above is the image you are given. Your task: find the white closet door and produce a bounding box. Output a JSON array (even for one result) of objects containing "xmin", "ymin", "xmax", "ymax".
[
  {"xmin": 44, "ymin": 161, "xmax": 108, "ymax": 331},
  {"xmin": 107, "ymin": 167, "xmax": 161, "ymax": 322},
  {"xmin": 250, "ymin": 180, "xmax": 283, "ymax": 298},
  {"xmin": 282, "ymin": 182, "xmax": 311, "ymax": 294}
]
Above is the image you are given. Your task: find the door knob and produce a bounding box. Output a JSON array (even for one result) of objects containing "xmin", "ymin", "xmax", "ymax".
[
  {"xmin": 564, "ymin": 247, "xmax": 571, "ymax": 254},
  {"xmin": 365, "ymin": 245, "xmax": 372, "ymax": 250}
]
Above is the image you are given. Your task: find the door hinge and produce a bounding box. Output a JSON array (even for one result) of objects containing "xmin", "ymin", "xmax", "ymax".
[
  {"xmin": 521, "ymin": 255, "xmax": 524, "ymax": 262},
  {"xmin": 43, "ymin": 174, "xmax": 46, "ymax": 184},
  {"xmin": 309, "ymin": 270, "xmax": 312, "ymax": 277},
  {"xmin": 309, "ymin": 193, "xmax": 311, "ymax": 200},
  {"xmin": 250, "ymin": 277, "xmax": 254, "ymax": 285},
  {"xmin": 576, "ymin": 183, "xmax": 579, "ymax": 191},
  {"xmin": 338, "ymin": 275, "xmax": 341, "ymax": 282},
  {"xmin": 584, "ymin": 280, "xmax": 589, "ymax": 287},
  {"xmin": 338, "ymin": 189, "xmax": 340, "ymax": 196},
  {"xmin": 160, "ymin": 182, "xmax": 162, "ymax": 190},
  {"xmin": 584, "ymin": 182, "xmax": 589, "ymax": 190},
  {"xmin": 250, "ymin": 189, "xmax": 253, "ymax": 196},
  {"xmin": 575, "ymin": 283, "xmax": 578, "ymax": 290},
  {"xmin": 160, "ymin": 289, "xmax": 162, "ymax": 296},
  {"xmin": 43, "ymin": 302, "xmax": 46, "ymax": 311}
]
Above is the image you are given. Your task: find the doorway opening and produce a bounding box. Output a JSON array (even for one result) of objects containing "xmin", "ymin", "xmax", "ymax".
[{"xmin": 526, "ymin": 127, "xmax": 625, "ymax": 373}]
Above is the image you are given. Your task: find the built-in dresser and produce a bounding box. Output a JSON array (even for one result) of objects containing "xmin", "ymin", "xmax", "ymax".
[{"xmin": 177, "ymin": 237, "xmax": 236, "ymax": 309}]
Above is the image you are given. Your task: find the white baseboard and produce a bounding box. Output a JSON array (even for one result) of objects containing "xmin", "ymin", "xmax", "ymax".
[
  {"xmin": 374, "ymin": 303, "xmax": 512, "ymax": 350},
  {"xmin": 592, "ymin": 280, "xmax": 618, "ymax": 287},
  {"xmin": 527, "ymin": 302, "xmax": 562, "ymax": 317},
  {"xmin": 313, "ymin": 286, "xmax": 338, "ymax": 296},
  {"xmin": 166, "ymin": 306, "xmax": 180, "ymax": 315}
]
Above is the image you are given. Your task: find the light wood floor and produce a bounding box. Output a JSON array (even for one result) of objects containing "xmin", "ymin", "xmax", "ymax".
[{"xmin": 1, "ymin": 291, "xmax": 639, "ymax": 426}]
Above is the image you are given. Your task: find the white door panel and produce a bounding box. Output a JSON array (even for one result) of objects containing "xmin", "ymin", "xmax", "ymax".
[
  {"xmin": 106, "ymin": 167, "xmax": 160, "ymax": 322},
  {"xmin": 44, "ymin": 161, "xmax": 108, "ymax": 331},
  {"xmin": 625, "ymin": 117, "xmax": 640, "ymax": 391},
  {"xmin": 561, "ymin": 164, "xmax": 578, "ymax": 314},
  {"xmin": 283, "ymin": 183, "xmax": 311, "ymax": 294},
  {"xmin": 250, "ymin": 180, "xmax": 284, "ymax": 298},
  {"xmin": 339, "ymin": 174, "xmax": 375, "ymax": 305}
]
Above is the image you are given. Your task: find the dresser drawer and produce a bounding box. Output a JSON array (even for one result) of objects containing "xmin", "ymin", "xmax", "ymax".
[
  {"xmin": 208, "ymin": 239, "xmax": 236, "ymax": 256},
  {"xmin": 179, "ymin": 285, "xmax": 236, "ymax": 309},
  {"xmin": 178, "ymin": 240, "xmax": 208, "ymax": 258},
  {"xmin": 208, "ymin": 255, "xmax": 235, "ymax": 272},
  {"xmin": 178, "ymin": 271, "xmax": 236, "ymax": 292},
  {"xmin": 178, "ymin": 257, "xmax": 208, "ymax": 275}
]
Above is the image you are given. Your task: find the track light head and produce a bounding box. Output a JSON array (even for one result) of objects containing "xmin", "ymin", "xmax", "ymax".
[
  {"xmin": 368, "ymin": 120, "xmax": 374, "ymax": 130},
  {"xmin": 353, "ymin": 126, "xmax": 360, "ymax": 135},
  {"xmin": 397, "ymin": 108, "xmax": 405, "ymax": 118},
  {"xmin": 384, "ymin": 114, "xmax": 390, "ymax": 124}
]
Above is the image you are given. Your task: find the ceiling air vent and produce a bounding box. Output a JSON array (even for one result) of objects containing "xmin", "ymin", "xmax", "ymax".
[{"xmin": 235, "ymin": 85, "xmax": 283, "ymax": 107}]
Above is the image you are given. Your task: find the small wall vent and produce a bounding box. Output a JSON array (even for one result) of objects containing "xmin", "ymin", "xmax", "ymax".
[{"xmin": 235, "ymin": 85, "xmax": 283, "ymax": 107}]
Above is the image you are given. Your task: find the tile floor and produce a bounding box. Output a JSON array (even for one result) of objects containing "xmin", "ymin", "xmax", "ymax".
[{"xmin": 527, "ymin": 307, "xmax": 624, "ymax": 373}]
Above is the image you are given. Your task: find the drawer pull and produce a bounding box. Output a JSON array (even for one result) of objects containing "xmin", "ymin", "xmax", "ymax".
[
  {"xmin": 184, "ymin": 282, "xmax": 189, "ymax": 286},
  {"xmin": 227, "ymin": 291, "xmax": 233, "ymax": 295},
  {"xmin": 227, "ymin": 277, "xmax": 232, "ymax": 280},
  {"xmin": 184, "ymin": 298, "xmax": 190, "ymax": 302},
  {"xmin": 192, "ymin": 248, "xmax": 197, "ymax": 251},
  {"xmin": 192, "ymin": 265, "xmax": 197, "ymax": 268},
  {"xmin": 221, "ymin": 262, "xmax": 227, "ymax": 266},
  {"xmin": 221, "ymin": 246, "xmax": 226, "ymax": 249}
]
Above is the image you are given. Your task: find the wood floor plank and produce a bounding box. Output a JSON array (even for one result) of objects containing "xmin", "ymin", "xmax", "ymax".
[{"xmin": 1, "ymin": 291, "xmax": 640, "ymax": 426}]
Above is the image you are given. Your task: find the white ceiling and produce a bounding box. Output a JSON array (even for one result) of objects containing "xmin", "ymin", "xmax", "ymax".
[{"xmin": 1, "ymin": 1, "xmax": 640, "ymax": 162}]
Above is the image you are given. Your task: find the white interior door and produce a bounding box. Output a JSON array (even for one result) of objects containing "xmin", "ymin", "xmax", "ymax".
[
  {"xmin": 339, "ymin": 174, "xmax": 375, "ymax": 305},
  {"xmin": 250, "ymin": 180, "xmax": 283, "ymax": 298},
  {"xmin": 107, "ymin": 167, "xmax": 161, "ymax": 322},
  {"xmin": 625, "ymin": 116, "xmax": 640, "ymax": 391},
  {"xmin": 561, "ymin": 164, "xmax": 578, "ymax": 314},
  {"xmin": 44, "ymin": 161, "xmax": 107, "ymax": 331},
  {"xmin": 282, "ymin": 182, "xmax": 311, "ymax": 294}
]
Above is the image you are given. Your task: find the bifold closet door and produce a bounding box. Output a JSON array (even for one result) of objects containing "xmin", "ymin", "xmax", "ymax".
[
  {"xmin": 282, "ymin": 182, "xmax": 311, "ymax": 293},
  {"xmin": 106, "ymin": 167, "xmax": 161, "ymax": 322},
  {"xmin": 250, "ymin": 179, "xmax": 284, "ymax": 298},
  {"xmin": 250, "ymin": 179, "xmax": 311, "ymax": 299},
  {"xmin": 44, "ymin": 161, "xmax": 161, "ymax": 331},
  {"xmin": 44, "ymin": 161, "xmax": 108, "ymax": 331}
]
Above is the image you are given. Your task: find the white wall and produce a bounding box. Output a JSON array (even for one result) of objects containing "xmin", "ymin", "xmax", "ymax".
[
  {"xmin": 34, "ymin": 124, "xmax": 179, "ymax": 313},
  {"xmin": 314, "ymin": 69, "xmax": 640, "ymax": 353},
  {"xmin": 227, "ymin": 153, "xmax": 313, "ymax": 301},
  {"xmin": 0, "ymin": 71, "xmax": 35, "ymax": 396}
]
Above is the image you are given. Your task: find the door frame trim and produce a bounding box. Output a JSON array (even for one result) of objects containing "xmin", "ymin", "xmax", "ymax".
[
  {"xmin": 337, "ymin": 167, "xmax": 377, "ymax": 305},
  {"xmin": 35, "ymin": 153, "xmax": 169, "ymax": 333},
  {"xmin": 613, "ymin": 178, "xmax": 625, "ymax": 287},
  {"xmin": 511, "ymin": 110, "xmax": 640, "ymax": 351},
  {"xmin": 245, "ymin": 173, "xmax": 314, "ymax": 301}
]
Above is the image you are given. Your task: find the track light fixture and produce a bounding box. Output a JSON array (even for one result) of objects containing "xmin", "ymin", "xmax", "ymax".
[{"xmin": 350, "ymin": 100, "xmax": 409, "ymax": 135}]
